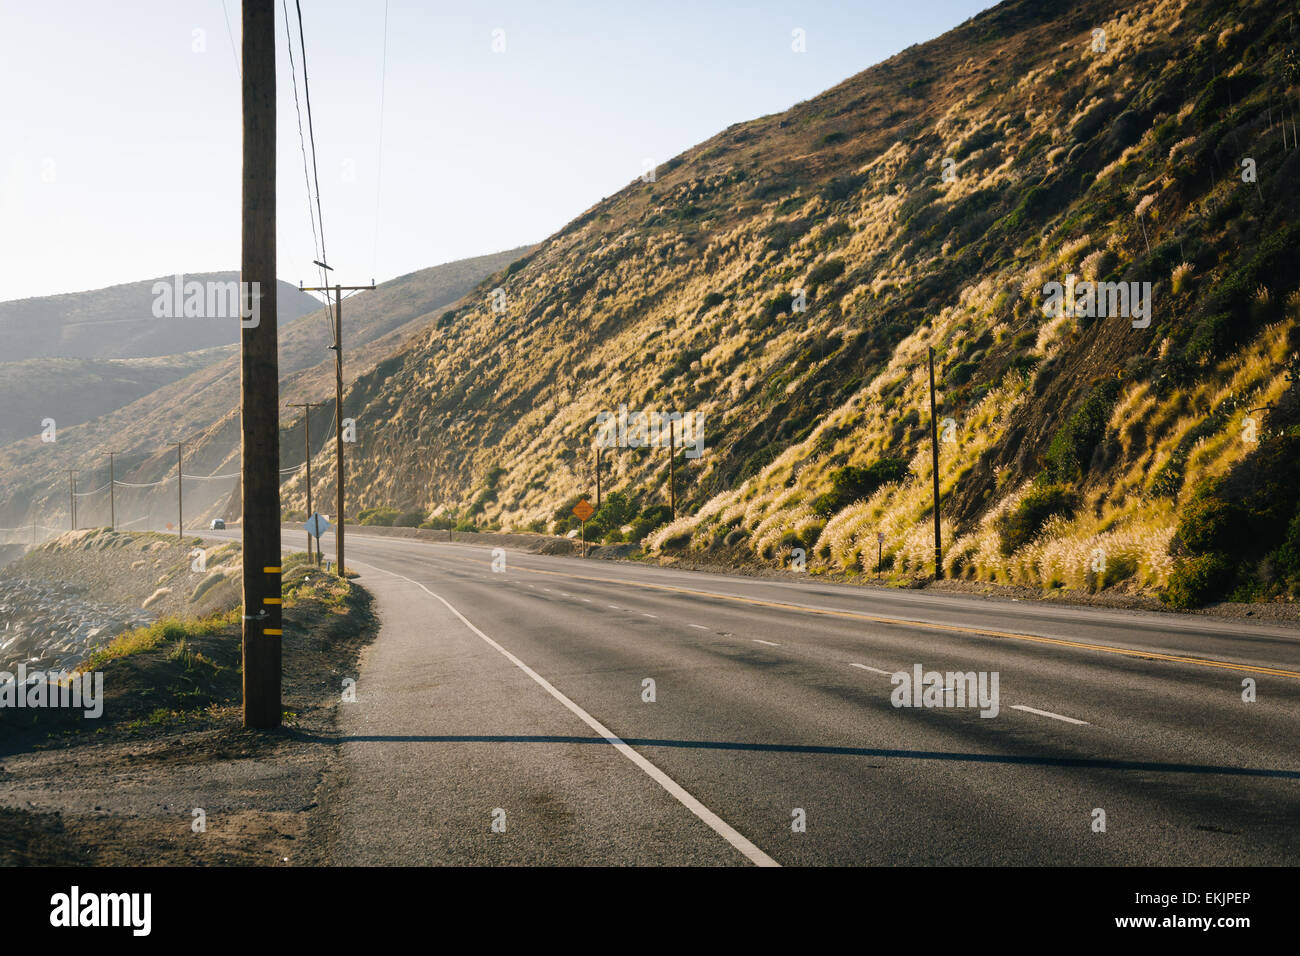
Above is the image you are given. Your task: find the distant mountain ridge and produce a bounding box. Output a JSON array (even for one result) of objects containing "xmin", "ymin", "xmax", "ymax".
[
  {"xmin": 0, "ymin": 273, "xmax": 321, "ymax": 361},
  {"xmin": 0, "ymin": 247, "xmax": 534, "ymax": 531}
]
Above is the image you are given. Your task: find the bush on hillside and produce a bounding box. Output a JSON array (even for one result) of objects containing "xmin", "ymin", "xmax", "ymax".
[{"xmin": 997, "ymin": 485, "xmax": 1078, "ymax": 555}]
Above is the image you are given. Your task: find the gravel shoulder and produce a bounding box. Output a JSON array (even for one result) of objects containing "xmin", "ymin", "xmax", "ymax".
[{"xmin": 0, "ymin": 534, "xmax": 377, "ymax": 865}]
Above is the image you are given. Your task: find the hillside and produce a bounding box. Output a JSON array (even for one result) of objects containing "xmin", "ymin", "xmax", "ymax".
[
  {"xmin": 0, "ymin": 350, "xmax": 220, "ymax": 446},
  {"xmin": 312, "ymin": 0, "xmax": 1300, "ymax": 608},
  {"xmin": 0, "ymin": 273, "xmax": 320, "ymax": 361},
  {"xmin": 0, "ymin": 248, "xmax": 532, "ymax": 531}
]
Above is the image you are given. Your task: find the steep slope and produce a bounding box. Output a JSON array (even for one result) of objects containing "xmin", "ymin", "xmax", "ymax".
[{"xmin": 324, "ymin": 0, "xmax": 1300, "ymax": 606}]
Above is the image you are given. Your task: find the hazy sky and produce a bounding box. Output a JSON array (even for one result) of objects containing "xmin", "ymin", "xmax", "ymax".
[{"xmin": 1, "ymin": 0, "xmax": 991, "ymax": 303}]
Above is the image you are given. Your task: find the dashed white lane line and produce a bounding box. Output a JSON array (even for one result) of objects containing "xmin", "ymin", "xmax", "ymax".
[
  {"xmin": 687, "ymin": 624, "xmax": 709, "ymax": 630},
  {"xmin": 849, "ymin": 663, "xmax": 894, "ymax": 676},
  {"xmin": 582, "ymin": 598, "xmax": 592, "ymax": 603},
  {"xmin": 608, "ymin": 604, "xmax": 620, "ymax": 609},
  {"xmin": 1011, "ymin": 704, "xmax": 1090, "ymax": 726},
  {"xmin": 366, "ymin": 563, "xmax": 779, "ymax": 868},
  {"xmin": 753, "ymin": 639, "xmax": 781, "ymax": 647},
  {"xmin": 642, "ymin": 613, "xmax": 658, "ymax": 619}
]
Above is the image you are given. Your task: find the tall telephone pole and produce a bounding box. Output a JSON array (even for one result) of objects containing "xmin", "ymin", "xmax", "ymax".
[
  {"xmin": 241, "ymin": 0, "xmax": 282, "ymax": 730},
  {"xmin": 167, "ymin": 441, "xmax": 186, "ymax": 539},
  {"xmin": 928, "ymin": 347, "xmax": 943, "ymax": 580},
  {"xmin": 288, "ymin": 401, "xmax": 326, "ymax": 562},
  {"xmin": 300, "ymin": 277, "xmax": 375, "ymax": 578},
  {"xmin": 67, "ymin": 471, "xmax": 77, "ymax": 531}
]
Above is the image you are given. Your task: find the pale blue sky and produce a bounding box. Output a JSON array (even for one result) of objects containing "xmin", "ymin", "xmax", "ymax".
[{"xmin": 0, "ymin": 0, "xmax": 992, "ymax": 302}]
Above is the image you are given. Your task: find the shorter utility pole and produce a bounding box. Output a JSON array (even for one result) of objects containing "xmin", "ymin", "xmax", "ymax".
[
  {"xmin": 108, "ymin": 452, "xmax": 116, "ymax": 531},
  {"xmin": 668, "ymin": 416, "xmax": 677, "ymax": 518},
  {"xmin": 928, "ymin": 347, "xmax": 942, "ymax": 580},
  {"xmin": 288, "ymin": 401, "xmax": 326, "ymax": 563},
  {"xmin": 594, "ymin": 445, "xmax": 602, "ymax": 508},
  {"xmin": 67, "ymin": 471, "xmax": 77, "ymax": 531},
  {"xmin": 300, "ymin": 275, "xmax": 376, "ymax": 578},
  {"xmin": 168, "ymin": 441, "xmax": 186, "ymax": 539}
]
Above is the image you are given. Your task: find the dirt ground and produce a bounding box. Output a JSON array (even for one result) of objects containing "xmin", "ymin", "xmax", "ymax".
[{"xmin": 0, "ymin": 553, "xmax": 376, "ymax": 866}]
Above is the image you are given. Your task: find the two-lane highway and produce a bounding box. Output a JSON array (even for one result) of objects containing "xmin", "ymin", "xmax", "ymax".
[{"xmin": 216, "ymin": 528, "xmax": 1300, "ymax": 865}]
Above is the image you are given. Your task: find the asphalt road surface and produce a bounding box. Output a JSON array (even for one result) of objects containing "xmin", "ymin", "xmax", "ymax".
[{"xmin": 211, "ymin": 529, "xmax": 1300, "ymax": 866}]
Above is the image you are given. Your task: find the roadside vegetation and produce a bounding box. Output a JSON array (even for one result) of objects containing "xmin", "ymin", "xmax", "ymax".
[{"xmin": 281, "ymin": 0, "xmax": 1298, "ymax": 610}]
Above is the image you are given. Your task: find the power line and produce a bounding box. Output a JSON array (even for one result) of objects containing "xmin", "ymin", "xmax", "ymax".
[
  {"xmin": 220, "ymin": 0, "xmax": 240, "ymax": 79},
  {"xmin": 283, "ymin": 0, "xmax": 321, "ymax": 267},
  {"xmin": 293, "ymin": 0, "xmax": 331, "ymax": 277},
  {"xmin": 282, "ymin": 0, "xmax": 334, "ymax": 343},
  {"xmin": 373, "ymin": 0, "xmax": 389, "ymax": 278}
]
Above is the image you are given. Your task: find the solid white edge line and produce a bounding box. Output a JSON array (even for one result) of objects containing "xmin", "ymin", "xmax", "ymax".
[
  {"xmin": 365, "ymin": 563, "xmax": 780, "ymax": 868},
  {"xmin": 687, "ymin": 624, "xmax": 709, "ymax": 630},
  {"xmin": 753, "ymin": 639, "xmax": 781, "ymax": 646},
  {"xmin": 1010, "ymin": 704, "xmax": 1090, "ymax": 725},
  {"xmin": 849, "ymin": 663, "xmax": 894, "ymax": 676}
]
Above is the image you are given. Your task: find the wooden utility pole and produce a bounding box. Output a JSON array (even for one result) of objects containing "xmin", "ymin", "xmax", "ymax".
[
  {"xmin": 668, "ymin": 416, "xmax": 677, "ymax": 518},
  {"xmin": 167, "ymin": 441, "xmax": 186, "ymax": 539},
  {"xmin": 594, "ymin": 445, "xmax": 602, "ymax": 508},
  {"xmin": 108, "ymin": 452, "xmax": 116, "ymax": 531},
  {"xmin": 928, "ymin": 347, "xmax": 943, "ymax": 580},
  {"xmin": 288, "ymin": 401, "xmax": 326, "ymax": 562},
  {"xmin": 67, "ymin": 471, "xmax": 76, "ymax": 531},
  {"xmin": 241, "ymin": 0, "xmax": 282, "ymax": 730},
  {"xmin": 300, "ymin": 279, "xmax": 374, "ymax": 576}
]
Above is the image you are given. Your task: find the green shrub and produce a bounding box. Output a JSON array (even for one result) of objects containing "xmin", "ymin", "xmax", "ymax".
[
  {"xmin": 629, "ymin": 504, "xmax": 673, "ymax": 543},
  {"xmin": 946, "ymin": 361, "xmax": 977, "ymax": 386},
  {"xmin": 808, "ymin": 258, "xmax": 846, "ymax": 287},
  {"xmin": 358, "ymin": 507, "xmax": 400, "ymax": 527},
  {"xmin": 813, "ymin": 458, "xmax": 909, "ymax": 516},
  {"xmin": 1043, "ymin": 378, "xmax": 1123, "ymax": 483},
  {"xmin": 661, "ymin": 531, "xmax": 692, "ymax": 550},
  {"xmin": 1163, "ymin": 553, "xmax": 1234, "ymax": 608},
  {"xmin": 997, "ymin": 485, "xmax": 1078, "ymax": 555},
  {"xmin": 1176, "ymin": 491, "xmax": 1248, "ymax": 554},
  {"xmin": 1273, "ymin": 506, "xmax": 1300, "ymax": 573}
]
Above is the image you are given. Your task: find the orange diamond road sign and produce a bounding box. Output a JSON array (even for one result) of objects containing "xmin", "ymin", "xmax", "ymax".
[{"xmin": 572, "ymin": 499, "xmax": 595, "ymax": 522}]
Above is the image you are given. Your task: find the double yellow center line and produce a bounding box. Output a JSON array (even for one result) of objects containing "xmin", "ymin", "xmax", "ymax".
[{"xmin": 473, "ymin": 558, "xmax": 1300, "ymax": 681}]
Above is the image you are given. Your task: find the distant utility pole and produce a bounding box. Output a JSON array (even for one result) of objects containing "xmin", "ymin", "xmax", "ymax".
[
  {"xmin": 67, "ymin": 471, "xmax": 76, "ymax": 531},
  {"xmin": 288, "ymin": 401, "xmax": 326, "ymax": 563},
  {"xmin": 594, "ymin": 445, "xmax": 602, "ymax": 508},
  {"xmin": 167, "ymin": 441, "xmax": 187, "ymax": 539},
  {"xmin": 928, "ymin": 347, "xmax": 943, "ymax": 580},
  {"xmin": 668, "ymin": 417, "xmax": 677, "ymax": 519},
  {"xmin": 107, "ymin": 452, "xmax": 116, "ymax": 531},
  {"xmin": 241, "ymin": 0, "xmax": 282, "ymax": 731},
  {"xmin": 299, "ymin": 275, "xmax": 375, "ymax": 578}
]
